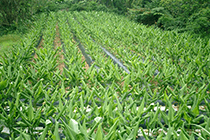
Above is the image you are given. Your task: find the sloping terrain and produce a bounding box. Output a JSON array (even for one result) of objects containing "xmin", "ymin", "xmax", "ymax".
[{"xmin": 0, "ymin": 11, "xmax": 209, "ymax": 140}]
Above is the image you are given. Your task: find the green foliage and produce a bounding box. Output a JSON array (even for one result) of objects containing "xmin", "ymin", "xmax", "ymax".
[
  {"xmin": 69, "ymin": 1, "xmax": 108, "ymax": 12},
  {"xmin": 160, "ymin": 0, "xmax": 209, "ymax": 18},
  {"xmin": 158, "ymin": 0, "xmax": 210, "ymax": 34},
  {"xmin": 128, "ymin": 7, "xmax": 165, "ymax": 25},
  {"xmin": 0, "ymin": 0, "xmax": 49, "ymax": 26},
  {"xmin": 0, "ymin": 0, "xmax": 51, "ymax": 35},
  {"xmin": 157, "ymin": 14, "xmax": 186, "ymax": 31},
  {"xmin": 1, "ymin": 0, "xmax": 209, "ymax": 37},
  {"xmin": 47, "ymin": 2, "xmax": 71, "ymax": 12},
  {"xmin": 187, "ymin": 7, "xmax": 210, "ymax": 36},
  {"xmin": 126, "ymin": 0, "xmax": 210, "ymax": 36}
]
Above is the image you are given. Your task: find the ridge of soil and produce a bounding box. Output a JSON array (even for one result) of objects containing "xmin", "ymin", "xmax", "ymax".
[{"xmin": 54, "ymin": 25, "xmax": 65, "ymax": 74}]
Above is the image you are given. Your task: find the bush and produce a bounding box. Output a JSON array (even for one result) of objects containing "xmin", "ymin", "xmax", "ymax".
[
  {"xmin": 187, "ymin": 7, "xmax": 210, "ymax": 35},
  {"xmin": 47, "ymin": 2, "xmax": 71, "ymax": 12},
  {"xmin": 157, "ymin": 15, "xmax": 176, "ymax": 30},
  {"xmin": 158, "ymin": 0, "xmax": 210, "ymax": 34},
  {"xmin": 126, "ymin": 0, "xmax": 210, "ymax": 36},
  {"xmin": 0, "ymin": 0, "xmax": 50, "ymax": 35},
  {"xmin": 0, "ymin": 0, "xmax": 49, "ymax": 26},
  {"xmin": 157, "ymin": 15, "xmax": 187, "ymax": 31},
  {"xmin": 128, "ymin": 7, "xmax": 165, "ymax": 25}
]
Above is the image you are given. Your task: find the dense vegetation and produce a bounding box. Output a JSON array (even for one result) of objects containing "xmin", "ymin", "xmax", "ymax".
[
  {"xmin": 126, "ymin": 0, "xmax": 210, "ymax": 36},
  {"xmin": 0, "ymin": 0, "xmax": 209, "ymax": 37},
  {"xmin": 0, "ymin": 0, "xmax": 51, "ymax": 34}
]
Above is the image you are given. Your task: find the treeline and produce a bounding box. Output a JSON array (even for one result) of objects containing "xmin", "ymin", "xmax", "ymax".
[
  {"xmin": 0, "ymin": 0, "xmax": 209, "ymax": 37},
  {"xmin": 0, "ymin": 0, "xmax": 50, "ymax": 32},
  {"xmin": 94, "ymin": 0, "xmax": 210, "ymax": 36},
  {"xmin": 126, "ymin": 0, "xmax": 210, "ymax": 36}
]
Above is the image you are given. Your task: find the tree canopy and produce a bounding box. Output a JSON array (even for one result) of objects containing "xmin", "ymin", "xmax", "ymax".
[{"xmin": 0, "ymin": 0, "xmax": 209, "ymax": 36}]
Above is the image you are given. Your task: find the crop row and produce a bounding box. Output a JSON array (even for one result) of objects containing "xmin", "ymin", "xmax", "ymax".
[{"xmin": 0, "ymin": 12, "xmax": 67, "ymax": 139}]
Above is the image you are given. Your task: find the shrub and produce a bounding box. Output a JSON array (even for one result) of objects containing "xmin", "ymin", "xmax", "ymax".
[
  {"xmin": 128, "ymin": 7, "xmax": 165, "ymax": 26},
  {"xmin": 157, "ymin": 15, "xmax": 187, "ymax": 31},
  {"xmin": 0, "ymin": 0, "xmax": 49, "ymax": 27},
  {"xmin": 187, "ymin": 7, "xmax": 210, "ymax": 35}
]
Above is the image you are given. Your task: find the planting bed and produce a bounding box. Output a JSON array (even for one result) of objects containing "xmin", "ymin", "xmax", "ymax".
[{"xmin": 0, "ymin": 11, "xmax": 209, "ymax": 140}]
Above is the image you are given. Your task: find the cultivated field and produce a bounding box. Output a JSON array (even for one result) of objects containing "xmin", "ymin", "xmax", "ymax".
[{"xmin": 0, "ymin": 11, "xmax": 209, "ymax": 139}]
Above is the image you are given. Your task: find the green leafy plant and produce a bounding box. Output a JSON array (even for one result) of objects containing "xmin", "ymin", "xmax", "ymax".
[{"xmin": 0, "ymin": 10, "xmax": 209, "ymax": 140}]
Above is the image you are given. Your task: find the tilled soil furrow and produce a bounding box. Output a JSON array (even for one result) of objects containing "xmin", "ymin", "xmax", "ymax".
[{"xmin": 54, "ymin": 25, "xmax": 65, "ymax": 74}]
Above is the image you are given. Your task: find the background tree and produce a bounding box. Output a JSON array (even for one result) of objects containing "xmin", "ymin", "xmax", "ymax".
[{"xmin": 0, "ymin": 0, "xmax": 49, "ymax": 28}]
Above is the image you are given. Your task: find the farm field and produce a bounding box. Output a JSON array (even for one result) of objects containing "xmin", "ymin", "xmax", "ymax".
[{"xmin": 0, "ymin": 11, "xmax": 210, "ymax": 140}]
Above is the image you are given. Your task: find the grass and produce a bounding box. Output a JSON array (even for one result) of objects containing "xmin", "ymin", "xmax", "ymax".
[{"xmin": 0, "ymin": 34, "xmax": 20, "ymax": 57}]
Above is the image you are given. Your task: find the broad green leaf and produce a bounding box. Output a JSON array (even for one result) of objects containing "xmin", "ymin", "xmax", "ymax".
[
  {"xmin": 137, "ymin": 97, "xmax": 145, "ymax": 116},
  {"xmin": 61, "ymin": 81, "xmax": 65, "ymax": 96},
  {"xmin": 149, "ymin": 104, "xmax": 159, "ymax": 127},
  {"xmin": 39, "ymin": 125, "xmax": 49, "ymax": 140},
  {"xmin": 105, "ymin": 119, "xmax": 119, "ymax": 140},
  {"xmin": 59, "ymin": 96, "xmax": 63, "ymax": 112},
  {"xmin": 0, "ymin": 80, "xmax": 7, "ymax": 90},
  {"xmin": 165, "ymin": 126, "xmax": 174, "ymax": 140},
  {"xmin": 179, "ymin": 129, "xmax": 188, "ymax": 140},
  {"xmin": 28, "ymin": 97, "xmax": 34, "ymax": 122},
  {"xmin": 79, "ymin": 120, "xmax": 88, "ymax": 140},
  {"xmin": 123, "ymin": 74, "xmax": 130, "ymax": 92},
  {"xmin": 52, "ymin": 120, "xmax": 60, "ymax": 140},
  {"xmin": 15, "ymin": 132, "xmax": 30, "ymax": 140},
  {"xmin": 60, "ymin": 119, "xmax": 76, "ymax": 140},
  {"xmin": 108, "ymin": 101, "xmax": 113, "ymax": 117},
  {"xmin": 192, "ymin": 106, "xmax": 199, "ymax": 117},
  {"xmin": 70, "ymin": 119, "xmax": 79, "ymax": 134},
  {"xmin": 80, "ymin": 92, "xmax": 85, "ymax": 113},
  {"xmin": 184, "ymin": 112, "xmax": 192, "ymax": 124},
  {"xmin": 15, "ymin": 92, "xmax": 20, "ymax": 107},
  {"xmin": 156, "ymin": 131, "xmax": 164, "ymax": 140},
  {"xmin": 168, "ymin": 100, "xmax": 174, "ymax": 122},
  {"xmin": 95, "ymin": 123, "xmax": 103, "ymax": 140}
]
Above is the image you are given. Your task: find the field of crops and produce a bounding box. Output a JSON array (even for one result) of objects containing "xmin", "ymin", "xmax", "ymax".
[{"xmin": 0, "ymin": 11, "xmax": 210, "ymax": 140}]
